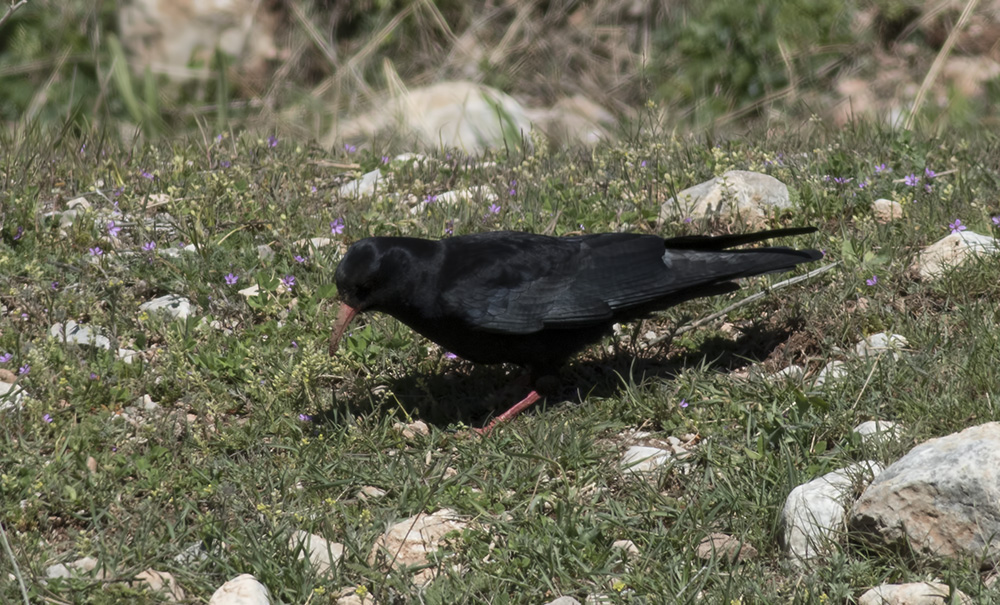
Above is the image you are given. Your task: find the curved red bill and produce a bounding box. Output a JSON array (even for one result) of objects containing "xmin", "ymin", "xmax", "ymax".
[{"xmin": 329, "ymin": 302, "xmax": 358, "ymax": 356}]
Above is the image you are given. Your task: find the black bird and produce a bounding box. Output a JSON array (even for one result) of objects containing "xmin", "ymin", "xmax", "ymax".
[{"xmin": 330, "ymin": 227, "xmax": 822, "ymax": 432}]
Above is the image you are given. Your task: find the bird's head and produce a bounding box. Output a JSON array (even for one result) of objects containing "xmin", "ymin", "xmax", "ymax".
[{"xmin": 329, "ymin": 237, "xmax": 432, "ymax": 356}]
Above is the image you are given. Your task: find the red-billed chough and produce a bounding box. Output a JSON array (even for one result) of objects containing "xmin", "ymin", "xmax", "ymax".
[{"xmin": 329, "ymin": 227, "xmax": 822, "ymax": 432}]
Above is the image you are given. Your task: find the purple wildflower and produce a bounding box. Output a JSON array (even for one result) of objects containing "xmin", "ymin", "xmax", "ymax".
[
  {"xmin": 832, "ymin": 176, "xmax": 853, "ymax": 185},
  {"xmin": 488, "ymin": 203, "xmax": 501, "ymax": 215},
  {"xmin": 298, "ymin": 414, "xmax": 311, "ymax": 422},
  {"xmin": 424, "ymin": 194, "xmax": 437, "ymax": 205},
  {"xmin": 142, "ymin": 241, "xmax": 156, "ymax": 252},
  {"xmin": 291, "ymin": 341, "xmax": 298, "ymax": 349},
  {"xmin": 381, "ymin": 155, "xmax": 390, "ymax": 164},
  {"xmin": 216, "ymin": 134, "xmax": 223, "ymax": 142},
  {"xmin": 330, "ymin": 218, "xmax": 345, "ymax": 235},
  {"xmin": 107, "ymin": 221, "xmax": 122, "ymax": 238},
  {"xmin": 445, "ymin": 352, "xmax": 458, "ymax": 359},
  {"xmin": 866, "ymin": 275, "xmax": 878, "ymax": 287},
  {"xmin": 640, "ymin": 160, "xmax": 647, "ymax": 168},
  {"xmin": 949, "ymin": 219, "xmax": 967, "ymax": 235},
  {"xmin": 924, "ymin": 167, "xmax": 937, "ymax": 179},
  {"xmin": 220, "ymin": 160, "xmax": 231, "ymax": 169},
  {"xmin": 51, "ymin": 281, "xmax": 58, "ymax": 290},
  {"xmin": 90, "ymin": 372, "xmax": 98, "ymax": 380},
  {"xmin": 445, "ymin": 220, "xmax": 454, "ymax": 236},
  {"xmin": 874, "ymin": 163, "xmax": 889, "ymax": 174},
  {"xmin": 18, "ymin": 365, "xmax": 29, "ymax": 375},
  {"xmin": 268, "ymin": 135, "xmax": 278, "ymax": 148},
  {"xmin": 858, "ymin": 179, "xmax": 869, "ymax": 189},
  {"xmin": 294, "ymin": 255, "xmax": 307, "ymax": 263},
  {"xmin": 679, "ymin": 399, "xmax": 689, "ymax": 408},
  {"xmin": 141, "ymin": 171, "xmax": 154, "ymax": 180},
  {"xmin": 43, "ymin": 414, "xmax": 52, "ymax": 423},
  {"xmin": 13, "ymin": 226, "xmax": 23, "ymax": 240},
  {"xmin": 224, "ymin": 273, "xmax": 238, "ymax": 286},
  {"xmin": 992, "ymin": 216, "xmax": 1000, "ymax": 226},
  {"xmin": 89, "ymin": 246, "xmax": 103, "ymax": 256},
  {"xmin": 344, "ymin": 143, "xmax": 356, "ymax": 153},
  {"xmin": 683, "ymin": 217, "xmax": 693, "ymax": 224},
  {"xmin": 0, "ymin": 353, "xmax": 11, "ymax": 363},
  {"xmin": 281, "ymin": 275, "xmax": 296, "ymax": 289},
  {"xmin": 904, "ymin": 173, "xmax": 920, "ymax": 187}
]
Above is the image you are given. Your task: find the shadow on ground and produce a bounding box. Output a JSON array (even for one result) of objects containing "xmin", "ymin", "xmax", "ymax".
[{"xmin": 325, "ymin": 321, "xmax": 799, "ymax": 429}]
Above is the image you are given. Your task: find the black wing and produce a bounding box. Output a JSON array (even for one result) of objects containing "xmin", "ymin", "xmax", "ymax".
[{"xmin": 437, "ymin": 231, "xmax": 820, "ymax": 335}]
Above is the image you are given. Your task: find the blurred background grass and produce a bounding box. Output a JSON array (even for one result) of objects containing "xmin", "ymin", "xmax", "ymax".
[{"xmin": 1, "ymin": 0, "xmax": 997, "ymax": 141}]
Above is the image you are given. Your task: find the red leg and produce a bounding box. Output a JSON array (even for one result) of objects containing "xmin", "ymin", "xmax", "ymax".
[{"xmin": 474, "ymin": 390, "xmax": 542, "ymax": 435}]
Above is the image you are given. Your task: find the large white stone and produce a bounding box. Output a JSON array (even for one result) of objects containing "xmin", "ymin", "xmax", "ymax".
[
  {"xmin": 781, "ymin": 461, "xmax": 882, "ymax": 565},
  {"xmin": 208, "ymin": 574, "xmax": 270, "ymax": 605}
]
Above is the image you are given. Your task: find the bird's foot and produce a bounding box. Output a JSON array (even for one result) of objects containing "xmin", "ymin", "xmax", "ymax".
[{"xmin": 474, "ymin": 390, "xmax": 542, "ymax": 435}]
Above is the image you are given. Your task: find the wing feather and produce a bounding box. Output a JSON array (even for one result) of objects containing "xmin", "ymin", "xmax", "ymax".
[{"xmin": 436, "ymin": 231, "xmax": 819, "ymax": 335}]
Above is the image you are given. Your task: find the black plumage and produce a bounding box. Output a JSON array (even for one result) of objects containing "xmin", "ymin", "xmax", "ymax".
[{"xmin": 330, "ymin": 227, "xmax": 822, "ymax": 431}]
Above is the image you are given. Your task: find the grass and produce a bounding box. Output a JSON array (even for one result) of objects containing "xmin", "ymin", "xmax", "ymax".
[{"xmin": 1, "ymin": 120, "xmax": 1000, "ymax": 604}]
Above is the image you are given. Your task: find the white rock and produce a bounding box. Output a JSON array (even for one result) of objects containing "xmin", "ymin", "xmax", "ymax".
[
  {"xmin": 781, "ymin": 461, "xmax": 882, "ymax": 565},
  {"xmin": 851, "ymin": 422, "xmax": 1000, "ymax": 565},
  {"xmin": 336, "ymin": 592, "xmax": 376, "ymax": 605},
  {"xmin": 256, "ymin": 244, "xmax": 274, "ymax": 261},
  {"xmin": 50, "ymin": 320, "xmax": 111, "ymax": 350},
  {"xmin": 855, "ymin": 332, "xmax": 909, "ymax": 359},
  {"xmin": 611, "ymin": 539, "xmax": 639, "ymax": 556},
  {"xmin": 813, "ymin": 360, "xmax": 847, "ymax": 387},
  {"xmin": 289, "ymin": 530, "xmax": 344, "ymax": 576},
  {"xmin": 370, "ymin": 509, "xmax": 467, "ymax": 586},
  {"xmin": 293, "ymin": 237, "xmax": 334, "ymax": 250},
  {"xmin": 916, "ymin": 231, "xmax": 999, "ymax": 279},
  {"xmin": 359, "ymin": 485, "xmax": 386, "ymax": 499},
  {"xmin": 330, "ymin": 81, "xmax": 532, "ymax": 153},
  {"xmin": 135, "ymin": 394, "xmax": 159, "ymax": 412},
  {"xmin": 620, "ymin": 446, "xmax": 671, "ymax": 475},
  {"xmin": 159, "ymin": 244, "xmax": 197, "ymax": 258},
  {"xmin": 66, "ymin": 196, "xmax": 92, "ymax": 210},
  {"xmin": 525, "ymin": 94, "xmax": 616, "ymax": 147},
  {"xmin": 117, "ymin": 348, "xmax": 139, "ymax": 364},
  {"xmin": 412, "ymin": 185, "xmax": 498, "ymax": 214},
  {"xmin": 68, "ymin": 556, "xmax": 98, "ymax": 573},
  {"xmin": 0, "ymin": 379, "xmax": 27, "ymax": 412},
  {"xmin": 545, "ymin": 598, "xmax": 583, "ymax": 605},
  {"xmin": 858, "ymin": 582, "xmax": 970, "ymax": 605},
  {"xmin": 339, "ymin": 169, "xmax": 384, "ymax": 199},
  {"xmin": 695, "ymin": 533, "xmax": 758, "ymax": 562},
  {"xmin": 852, "ymin": 421, "xmax": 901, "ymax": 446},
  {"xmin": 140, "ymin": 294, "xmax": 193, "ymax": 320},
  {"xmin": 238, "ymin": 284, "xmax": 260, "ymax": 298},
  {"xmin": 208, "ymin": 574, "xmax": 270, "ymax": 605},
  {"xmin": 872, "ymin": 198, "xmax": 903, "ymax": 223},
  {"xmin": 659, "ymin": 170, "xmax": 791, "ymax": 224},
  {"xmin": 772, "ymin": 364, "xmax": 805, "ymax": 381},
  {"xmin": 135, "ymin": 569, "xmax": 185, "ymax": 602},
  {"xmin": 393, "ymin": 420, "xmax": 430, "ymax": 439},
  {"xmin": 58, "ymin": 208, "xmax": 81, "ymax": 228},
  {"xmin": 173, "ymin": 541, "xmax": 209, "ymax": 566},
  {"xmin": 45, "ymin": 563, "xmax": 71, "ymax": 579}
]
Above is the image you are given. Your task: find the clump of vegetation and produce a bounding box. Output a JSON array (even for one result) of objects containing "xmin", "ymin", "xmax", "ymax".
[{"xmin": 1, "ymin": 119, "xmax": 999, "ymax": 601}]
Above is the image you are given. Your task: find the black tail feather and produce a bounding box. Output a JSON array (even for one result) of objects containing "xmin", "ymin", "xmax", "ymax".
[{"xmin": 663, "ymin": 227, "xmax": 818, "ymax": 251}]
